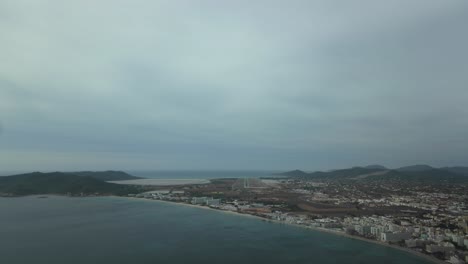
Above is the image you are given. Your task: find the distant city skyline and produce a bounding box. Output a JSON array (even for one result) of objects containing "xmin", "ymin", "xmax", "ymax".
[{"xmin": 1, "ymin": 1, "xmax": 468, "ymax": 171}]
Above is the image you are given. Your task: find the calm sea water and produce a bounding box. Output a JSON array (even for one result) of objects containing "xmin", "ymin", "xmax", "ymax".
[{"xmin": 0, "ymin": 196, "xmax": 431, "ymax": 264}]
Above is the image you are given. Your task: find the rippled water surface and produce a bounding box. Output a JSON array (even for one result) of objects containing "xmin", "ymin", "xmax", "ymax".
[{"xmin": 0, "ymin": 196, "xmax": 431, "ymax": 264}]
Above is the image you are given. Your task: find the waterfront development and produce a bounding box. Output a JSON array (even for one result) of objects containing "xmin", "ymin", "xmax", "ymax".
[
  {"xmin": 0, "ymin": 195, "xmax": 434, "ymax": 264},
  {"xmin": 0, "ymin": 168, "xmax": 467, "ymax": 263},
  {"xmin": 123, "ymin": 168, "xmax": 468, "ymax": 264}
]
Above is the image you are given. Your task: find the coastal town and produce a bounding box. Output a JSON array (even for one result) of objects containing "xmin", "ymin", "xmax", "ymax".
[{"xmin": 129, "ymin": 175, "xmax": 468, "ymax": 264}]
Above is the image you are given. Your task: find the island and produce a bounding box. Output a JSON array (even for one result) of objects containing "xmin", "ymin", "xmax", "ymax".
[{"xmin": 0, "ymin": 171, "xmax": 146, "ymax": 196}]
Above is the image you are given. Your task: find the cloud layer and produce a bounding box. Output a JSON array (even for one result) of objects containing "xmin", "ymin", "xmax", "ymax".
[{"xmin": 1, "ymin": 0, "xmax": 468, "ymax": 171}]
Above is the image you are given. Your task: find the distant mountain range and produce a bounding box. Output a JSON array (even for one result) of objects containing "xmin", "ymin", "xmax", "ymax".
[
  {"xmin": 279, "ymin": 165, "xmax": 468, "ymax": 184},
  {"xmin": 440, "ymin": 166, "xmax": 468, "ymax": 177},
  {"xmin": 395, "ymin": 165, "xmax": 434, "ymax": 172},
  {"xmin": 69, "ymin": 170, "xmax": 142, "ymax": 181},
  {"xmin": 364, "ymin": 165, "xmax": 387, "ymax": 170},
  {"xmin": 0, "ymin": 171, "xmax": 143, "ymax": 196}
]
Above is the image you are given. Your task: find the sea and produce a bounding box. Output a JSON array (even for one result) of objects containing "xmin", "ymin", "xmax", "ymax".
[{"xmin": 0, "ymin": 195, "xmax": 432, "ymax": 264}]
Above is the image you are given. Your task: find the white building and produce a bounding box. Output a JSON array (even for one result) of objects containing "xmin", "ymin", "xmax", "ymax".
[
  {"xmin": 381, "ymin": 232, "xmax": 412, "ymax": 242},
  {"xmin": 206, "ymin": 198, "xmax": 220, "ymax": 207},
  {"xmin": 192, "ymin": 197, "xmax": 208, "ymax": 205}
]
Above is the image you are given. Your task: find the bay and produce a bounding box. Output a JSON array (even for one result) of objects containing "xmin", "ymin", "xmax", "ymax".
[{"xmin": 0, "ymin": 196, "xmax": 431, "ymax": 264}]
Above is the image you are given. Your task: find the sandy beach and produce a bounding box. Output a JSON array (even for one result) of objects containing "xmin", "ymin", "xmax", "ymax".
[{"xmin": 125, "ymin": 197, "xmax": 445, "ymax": 264}]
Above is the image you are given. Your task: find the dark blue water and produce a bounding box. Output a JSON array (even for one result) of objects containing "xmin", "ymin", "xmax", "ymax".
[
  {"xmin": 128, "ymin": 170, "xmax": 279, "ymax": 179},
  {"xmin": 0, "ymin": 196, "xmax": 431, "ymax": 264}
]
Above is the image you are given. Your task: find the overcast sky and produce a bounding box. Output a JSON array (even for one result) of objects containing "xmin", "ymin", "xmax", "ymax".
[{"xmin": 1, "ymin": 1, "xmax": 467, "ymax": 171}]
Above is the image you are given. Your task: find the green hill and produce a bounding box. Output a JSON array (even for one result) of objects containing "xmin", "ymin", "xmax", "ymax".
[
  {"xmin": 70, "ymin": 170, "xmax": 142, "ymax": 181},
  {"xmin": 311, "ymin": 167, "xmax": 385, "ymax": 179},
  {"xmin": 0, "ymin": 172, "xmax": 143, "ymax": 196},
  {"xmin": 276, "ymin": 170, "xmax": 309, "ymax": 177},
  {"xmin": 396, "ymin": 165, "xmax": 433, "ymax": 172},
  {"xmin": 364, "ymin": 165, "xmax": 387, "ymax": 170},
  {"xmin": 440, "ymin": 166, "xmax": 468, "ymax": 177},
  {"xmin": 280, "ymin": 167, "xmax": 386, "ymax": 179},
  {"xmin": 367, "ymin": 169, "xmax": 468, "ymax": 184},
  {"xmin": 279, "ymin": 165, "xmax": 468, "ymax": 184}
]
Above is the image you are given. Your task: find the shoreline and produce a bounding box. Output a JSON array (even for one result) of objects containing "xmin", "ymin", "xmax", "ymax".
[
  {"xmin": 1, "ymin": 195, "xmax": 445, "ymax": 264},
  {"xmin": 123, "ymin": 197, "xmax": 445, "ymax": 264}
]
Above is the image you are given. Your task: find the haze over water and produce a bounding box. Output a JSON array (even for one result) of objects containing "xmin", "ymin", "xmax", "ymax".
[
  {"xmin": 128, "ymin": 170, "xmax": 279, "ymax": 179},
  {"xmin": 0, "ymin": 196, "xmax": 431, "ymax": 264}
]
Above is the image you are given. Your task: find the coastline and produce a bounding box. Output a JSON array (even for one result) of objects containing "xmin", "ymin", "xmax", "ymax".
[
  {"xmin": 1, "ymin": 194, "xmax": 445, "ymax": 264},
  {"xmin": 122, "ymin": 197, "xmax": 445, "ymax": 264}
]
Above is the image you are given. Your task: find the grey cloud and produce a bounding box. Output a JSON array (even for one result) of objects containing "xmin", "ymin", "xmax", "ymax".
[{"xmin": 1, "ymin": 0, "xmax": 467, "ymax": 171}]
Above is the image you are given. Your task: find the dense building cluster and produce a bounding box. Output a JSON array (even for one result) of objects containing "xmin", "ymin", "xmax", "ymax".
[{"xmin": 132, "ymin": 177, "xmax": 468, "ymax": 263}]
